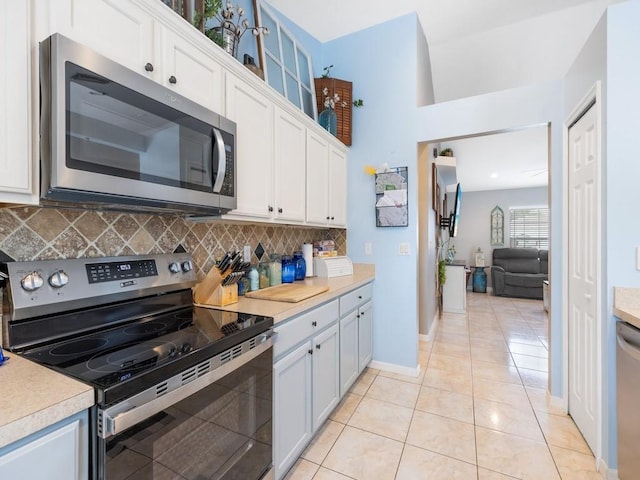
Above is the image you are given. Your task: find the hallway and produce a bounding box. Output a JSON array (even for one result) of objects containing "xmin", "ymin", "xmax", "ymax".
[{"xmin": 284, "ymin": 293, "xmax": 599, "ymax": 479}]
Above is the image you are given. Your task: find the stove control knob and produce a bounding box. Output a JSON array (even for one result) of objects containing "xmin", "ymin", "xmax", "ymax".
[
  {"xmin": 181, "ymin": 261, "xmax": 193, "ymax": 272},
  {"xmin": 181, "ymin": 343, "xmax": 193, "ymax": 354},
  {"xmin": 48, "ymin": 270, "xmax": 69, "ymax": 288},
  {"xmin": 168, "ymin": 262, "xmax": 181, "ymax": 274},
  {"xmin": 21, "ymin": 271, "xmax": 44, "ymax": 292}
]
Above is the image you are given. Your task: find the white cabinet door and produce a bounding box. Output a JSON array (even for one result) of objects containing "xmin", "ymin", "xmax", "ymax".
[
  {"xmin": 0, "ymin": 412, "xmax": 88, "ymax": 480},
  {"xmin": 0, "ymin": 1, "xmax": 37, "ymax": 204},
  {"xmin": 339, "ymin": 310, "xmax": 359, "ymax": 397},
  {"xmin": 225, "ymin": 73, "xmax": 273, "ymax": 219},
  {"xmin": 312, "ymin": 323, "xmax": 340, "ymax": 431},
  {"xmin": 306, "ymin": 130, "xmax": 330, "ymax": 225},
  {"xmin": 328, "ymin": 146, "xmax": 347, "ymax": 227},
  {"xmin": 273, "ymin": 343, "xmax": 312, "ymax": 480},
  {"xmin": 56, "ymin": 0, "xmax": 156, "ymax": 79},
  {"xmin": 306, "ymin": 129, "xmax": 347, "ymax": 227},
  {"xmin": 274, "ymin": 108, "xmax": 306, "ymax": 223},
  {"xmin": 358, "ymin": 300, "xmax": 373, "ymax": 372},
  {"xmin": 161, "ymin": 28, "xmax": 224, "ymax": 113}
]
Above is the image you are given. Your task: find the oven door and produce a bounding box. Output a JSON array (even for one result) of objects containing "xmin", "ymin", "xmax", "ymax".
[{"xmin": 95, "ymin": 340, "xmax": 272, "ymax": 480}]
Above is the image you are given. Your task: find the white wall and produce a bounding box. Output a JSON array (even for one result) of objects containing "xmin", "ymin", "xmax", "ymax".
[
  {"xmin": 451, "ymin": 186, "xmax": 549, "ymax": 288},
  {"xmin": 417, "ymin": 144, "xmax": 438, "ymax": 336},
  {"xmin": 430, "ymin": 0, "xmax": 620, "ymax": 102}
]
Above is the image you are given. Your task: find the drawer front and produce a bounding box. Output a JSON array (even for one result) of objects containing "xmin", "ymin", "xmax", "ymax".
[
  {"xmin": 339, "ymin": 283, "xmax": 373, "ymax": 316},
  {"xmin": 274, "ymin": 300, "xmax": 339, "ymax": 358}
]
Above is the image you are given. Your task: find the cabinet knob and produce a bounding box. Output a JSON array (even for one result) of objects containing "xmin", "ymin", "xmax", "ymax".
[
  {"xmin": 357, "ymin": 314, "xmax": 360, "ymax": 318},
  {"xmin": 308, "ymin": 349, "xmax": 313, "ymax": 355},
  {"xmin": 312, "ymin": 321, "xmax": 317, "ymax": 327},
  {"xmin": 358, "ymin": 295, "xmax": 362, "ymax": 299},
  {"xmin": 268, "ymin": 205, "xmax": 274, "ymax": 212},
  {"xmin": 278, "ymin": 207, "xmax": 283, "ymax": 213},
  {"xmin": 316, "ymin": 344, "xmax": 321, "ymax": 350},
  {"xmin": 144, "ymin": 62, "xmax": 154, "ymax": 72},
  {"xmin": 169, "ymin": 75, "xmax": 177, "ymax": 84},
  {"xmin": 331, "ymin": 216, "xmax": 335, "ymax": 220},
  {"xmin": 326, "ymin": 216, "xmax": 330, "ymax": 220},
  {"xmin": 360, "ymin": 311, "xmax": 365, "ymax": 316}
]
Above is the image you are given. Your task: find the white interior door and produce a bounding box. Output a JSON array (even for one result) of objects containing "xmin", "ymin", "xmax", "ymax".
[{"xmin": 567, "ymin": 102, "xmax": 599, "ymax": 454}]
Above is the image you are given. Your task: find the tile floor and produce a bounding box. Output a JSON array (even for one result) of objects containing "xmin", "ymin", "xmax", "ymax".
[{"xmin": 284, "ymin": 292, "xmax": 601, "ymax": 480}]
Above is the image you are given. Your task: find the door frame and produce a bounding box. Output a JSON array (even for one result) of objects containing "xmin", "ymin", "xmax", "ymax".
[{"xmin": 562, "ymin": 81, "xmax": 603, "ymax": 462}]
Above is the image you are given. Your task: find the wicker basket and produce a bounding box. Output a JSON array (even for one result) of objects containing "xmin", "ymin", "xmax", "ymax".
[{"xmin": 314, "ymin": 77, "xmax": 353, "ymax": 146}]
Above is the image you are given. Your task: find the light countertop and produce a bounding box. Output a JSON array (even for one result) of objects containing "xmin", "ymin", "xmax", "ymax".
[
  {"xmin": 0, "ymin": 351, "xmax": 94, "ymax": 449},
  {"xmin": 614, "ymin": 287, "xmax": 640, "ymax": 330},
  {"xmin": 207, "ymin": 264, "xmax": 375, "ymax": 324}
]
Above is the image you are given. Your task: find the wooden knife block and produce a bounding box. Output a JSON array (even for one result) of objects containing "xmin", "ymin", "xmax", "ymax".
[
  {"xmin": 193, "ymin": 267, "xmax": 238, "ymax": 306},
  {"xmin": 207, "ymin": 284, "xmax": 238, "ymax": 307}
]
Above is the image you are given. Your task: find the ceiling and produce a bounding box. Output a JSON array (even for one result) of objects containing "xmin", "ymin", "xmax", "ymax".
[
  {"xmin": 439, "ymin": 127, "xmax": 549, "ymax": 193},
  {"xmin": 267, "ymin": 0, "xmax": 616, "ymax": 192},
  {"xmin": 267, "ymin": 0, "xmax": 608, "ymax": 45}
]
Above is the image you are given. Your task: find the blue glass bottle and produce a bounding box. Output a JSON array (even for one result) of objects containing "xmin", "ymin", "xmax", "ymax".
[
  {"xmin": 281, "ymin": 255, "xmax": 295, "ymax": 283},
  {"xmin": 293, "ymin": 251, "xmax": 306, "ymax": 280}
]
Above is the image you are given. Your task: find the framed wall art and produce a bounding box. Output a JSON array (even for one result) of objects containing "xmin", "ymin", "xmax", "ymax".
[{"xmin": 375, "ymin": 167, "xmax": 408, "ymax": 227}]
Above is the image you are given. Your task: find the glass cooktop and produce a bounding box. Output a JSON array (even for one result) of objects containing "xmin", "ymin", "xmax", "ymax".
[{"xmin": 21, "ymin": 306, "xmax": 272, "ymax": 406}]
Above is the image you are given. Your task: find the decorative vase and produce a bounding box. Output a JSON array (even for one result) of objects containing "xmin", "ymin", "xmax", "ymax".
[{"xmin": 318, "ymin": 107, "xmax": 337, "ymax": 136}]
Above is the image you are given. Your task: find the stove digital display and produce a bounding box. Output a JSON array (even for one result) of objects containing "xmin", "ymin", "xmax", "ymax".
[{"xmin": 86, "ymin": 260, "xmax": 158, "ymax": 284}]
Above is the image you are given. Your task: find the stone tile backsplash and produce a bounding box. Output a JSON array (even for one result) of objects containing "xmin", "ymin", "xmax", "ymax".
[{"xmin": 0, "ymin": 206, "xmax": 346, "ymax": 278}]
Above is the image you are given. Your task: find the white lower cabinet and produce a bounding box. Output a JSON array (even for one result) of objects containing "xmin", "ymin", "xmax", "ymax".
[
  {"xmin": 339, "ymin": 284, "xmax": 374, "ymax": 396},
  {"xmin": 339, "ymin": 309, "xmax": 359, "ymax": 396},
  {"xmin": 311, "ymin": 324, "xmax": 340, "ymax": 431},
  {"xmin": 358, "ymin": 300, "xmax": 374, "ymax": 372},
  {"xmin": 0, "ymin": 410, "xmax": 89, "ymax": 479},
  {"xmin": 273, "ymin": 342, "xmax": 312, "ymax": 478},
  {"xmin": 274, "ymin": 283, "xmax": 374, "ymax": 479},
  {"xmin": 273, "ymin": 300, "xmax": 340, "ymax": 479}
]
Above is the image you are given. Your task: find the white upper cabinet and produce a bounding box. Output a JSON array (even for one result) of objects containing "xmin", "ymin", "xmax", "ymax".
[
  {"xmin": 3, "ymin": 0, "xmax": 349, "ymax": 221},
  {"xmin": 52, "ymin": 0, "xmax": 156, "ymax": 78},
  {"xmin": 273, "ymin": 108, "xmax": 306, "ymax": 223},
  {"xmin": 328, "ymin": 146, "xmax": 347, "ymax": 227},
  {"xmin": 0, "ymin": 1, "xmax": 37, "ymax": 204},
  {"xmin": 160, "ymin": 28, "xmax": 223, "ymax": 113},
  {"xmin": 225, "ymin": 72, "xmax": 274, "ymax": 220},
  {"xmin": 306, "ymin": 130, "xmax": 347, "ymax": 227},
  {"xmin": 53, "ymin": 0, "xmax": 222, "ymax": 112}
]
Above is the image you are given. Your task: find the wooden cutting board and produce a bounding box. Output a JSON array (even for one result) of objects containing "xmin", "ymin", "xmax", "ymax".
[{"xmin": 244, "ymin": 284, "xmax": 329, "ymax": 303}]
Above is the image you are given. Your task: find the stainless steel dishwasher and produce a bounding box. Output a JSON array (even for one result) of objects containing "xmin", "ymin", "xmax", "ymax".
[{"xmin": 616, "ymin": 321, "xmax": 640, "ymax": 479}]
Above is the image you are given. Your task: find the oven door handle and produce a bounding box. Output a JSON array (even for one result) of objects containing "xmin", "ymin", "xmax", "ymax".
[{"xmin": 99, "ymin": 337, "xmax": 272, "ymax": 439}]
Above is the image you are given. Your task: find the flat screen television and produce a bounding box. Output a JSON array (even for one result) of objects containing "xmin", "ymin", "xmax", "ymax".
[{"xmin": 449, "ymin": 183, "xmax": 462, "ymax": 237}]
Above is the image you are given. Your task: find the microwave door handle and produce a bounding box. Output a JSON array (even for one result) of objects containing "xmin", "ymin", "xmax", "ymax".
[{"xmin": 211, "ymin": 128, "xmax": 226, "ymax": 193}]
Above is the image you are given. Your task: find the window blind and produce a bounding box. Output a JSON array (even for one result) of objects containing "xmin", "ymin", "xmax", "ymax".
[{"xmin": 509, "ymin": 207, "xmax": 549, "ymax": 249}]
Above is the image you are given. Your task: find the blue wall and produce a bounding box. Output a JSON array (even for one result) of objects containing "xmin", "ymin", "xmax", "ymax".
[{"xmin": 322, "ymin": 15, "xmax": 422, "ymax": 370}]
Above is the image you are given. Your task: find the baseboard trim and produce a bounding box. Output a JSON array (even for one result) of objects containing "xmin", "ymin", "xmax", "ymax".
[
  {"xmin": 549, "ymin": 394, "xmax": 566, "ymax": 413},
  {"xmin": 419, "ymin": 313, "xmax": 440, "ymax": 342},
  {"xmin": 368, "ymin": 360, "xmax": 421, "ymax": 378},
  {"xmin": 596, "ymin": 458, "xmax": 619, "ymax": 480}
]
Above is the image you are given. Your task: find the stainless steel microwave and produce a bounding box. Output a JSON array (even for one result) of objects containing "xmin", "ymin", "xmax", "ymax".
[{"xmin": 39, "ymin": 33, "xmax": 236, "ymax": 216}]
